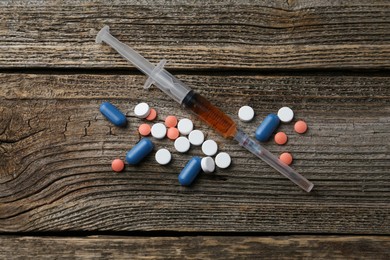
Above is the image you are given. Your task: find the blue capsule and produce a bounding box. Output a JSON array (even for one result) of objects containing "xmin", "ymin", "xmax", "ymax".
[
  {"xmin": 178, "ymin": 157, "xmax": 202, "ymax": 186},
  {"xmin": 126, "ymin": 138, "xmax": 154, "ymax": 165},
  {"xmin": 100, "ymin": 102, "xmax": 127, "ymax": 126},
  {"xmin": 255, "ymin": 113, "xmax": 280, "ymax": 142}
]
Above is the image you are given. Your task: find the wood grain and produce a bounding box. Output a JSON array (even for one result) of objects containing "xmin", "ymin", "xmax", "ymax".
[
  {"xmin": 1, "ymin": 73, "xmax": 389, "ymax": 233},
  {"xmin": 0, "ymin": 0, "xmax": 389, "ymax": 69},
  {"xmin": 0, "ymin": 235, "xmax": 389, "ymax": 259}
]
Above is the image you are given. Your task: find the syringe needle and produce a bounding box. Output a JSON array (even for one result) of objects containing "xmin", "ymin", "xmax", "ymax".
[{"xmin": 234, "ymin": 129, "xmax": 314, "ymax": 192}]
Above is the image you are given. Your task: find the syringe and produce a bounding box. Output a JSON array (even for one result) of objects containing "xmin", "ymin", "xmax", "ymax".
[{"xmin": 96, "ymin": 26, "xmax": 314, "ymax": 192}]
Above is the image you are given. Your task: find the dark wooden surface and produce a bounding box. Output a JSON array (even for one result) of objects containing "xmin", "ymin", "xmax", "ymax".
[
  {"xmin": 0, "ymin": 0, "xmax": 389, "ymax": 258},
  {"xmin": 1, "ymin": 236, "xmax": 389, "ymax": 259}
]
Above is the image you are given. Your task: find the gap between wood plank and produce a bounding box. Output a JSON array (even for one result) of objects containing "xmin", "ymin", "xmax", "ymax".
[
  {"xmin": 1, "ymin": 231, "xmax": 390, "ymax": 237},
  {"xmin": 1, "ymin": 67, "xmax": 390, "ymax": 78}
]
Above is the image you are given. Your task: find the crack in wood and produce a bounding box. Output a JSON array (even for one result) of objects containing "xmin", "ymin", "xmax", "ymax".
[{"xmin": 0, "ymin": 128, "xmax": 47, "ymax": 144}]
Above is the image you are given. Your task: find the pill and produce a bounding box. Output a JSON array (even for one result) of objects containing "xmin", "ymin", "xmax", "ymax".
[
  {"xmin": 99, "ymin": 102, "xmax": 127, "ymax": 126},
  {"xmin": 238, "ymin": 105, "xmax": 255, "ymax": 122},
  {"xmin": 178, "ymin": 157, "xmax": 202, "ymax": 186},
  {"xmin": 155, "ymin": 148, "xmax": 172, "ymax": 165},
  {"xmin": 294, "ymin": 120, "xmax": 308, "ymax": 134},
  {"xmin": 145, "ymin": 108, "xmax": 157, "ymax": 121},
  {"xmin": 188, "ymin": 130, "xmax": 205, "ymax": 146},
  {"xmin": 167, "ymin": 127, "xmax": 180, "ymax": 140},
  {"xmin": 111, "ymin": 159, "xmax": 125, "ymax": 172},
  {"xmin": 177, "ymin": 118, "xmax": 193, "ymax": 135},
  {"xmin": 277, "ymin": 107, "xmax": 294, "ymax": 123},
  {"xmin": 279, "ymin": 152, "xmax": 293, "ymax": 165},
  {"xmin": 134, "ymin": 102, "xmax": 150, "ymax": 118},
  {"xmin": 274, "ymin": 132, "xmax": 288, "ymax": 145},
  {"xmin": 215, "ymin": 152, "xmax": 231, "ymax": 169},
  {"xmin": 174, "ymin": 136, "xmax": 191, "ymax": 153},
  {"xmin": 138, "ymin": 123, "xmax": 151, "ymax": 136},
  {"xmin": 165, "ymin": 115, "xmax": 178, "ymax": 128},
  {"xmin": 126, "ymin": 138, "xmax": 154, "ymax": 165},
  {"xmin": 151, "ymin": 123, "xmax": 167, "ymax": 139},
  {"xmin": 201, "ymin": 139, "xmax": 218, "ymax": 156},
  {"xmin": 201, "ymin": 157, "xmax": 215, "ymax": 173},
  {"xmin": 255, "ymin": 113, "xmax": 280, "ymax": 142}
]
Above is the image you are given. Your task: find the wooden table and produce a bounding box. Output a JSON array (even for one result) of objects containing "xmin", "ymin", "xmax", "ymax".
[{"xmin": 1, "ymin": 1, "xmax": 389, "ymax": 258}]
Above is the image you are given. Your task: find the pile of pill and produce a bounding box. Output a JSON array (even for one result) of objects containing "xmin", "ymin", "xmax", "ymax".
[
  {"xmin": 100, "ymin": 101, "xmax": 232, "ymax": 186},
  {"xmin": 238, "ymin": 105, "xmax": 308, "ymax": 165},
  {"xmin": 101, "ymin": 100, "xmax": 308, "ymax": 186}
]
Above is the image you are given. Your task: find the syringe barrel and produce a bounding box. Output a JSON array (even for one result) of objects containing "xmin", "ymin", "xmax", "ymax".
[
  {"xmin": 182, "ymin": 91, "xmax": 237, "ymax": 138},
  {"xmin": 152, "ymin": 69, "xmax": 192, "ymax": 104}
]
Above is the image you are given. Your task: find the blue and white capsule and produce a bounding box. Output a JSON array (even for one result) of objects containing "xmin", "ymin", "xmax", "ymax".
[
  {"xmin": 126, "ymin": 138, "xmax": 154, "ymax": 165},
  {"xmin": 100, "ymin": 102, "xmax": 127, "ymax": 126},
  {"xmin": 178, "ymin": 157, "xmax": 202, "ymax": 186},
  {"xmin": 255, "ymin": 113, "xmax": 280, "ymax": 142}
]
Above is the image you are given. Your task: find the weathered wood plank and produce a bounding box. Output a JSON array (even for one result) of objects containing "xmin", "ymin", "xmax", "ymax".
[
  {"xmin": 0, "ymin": 73, "xmax": 389, "ymax": 233},
  {"xmin": 0, "ymin": 235, "xmax": 389, "ymax": 259},
  {"xmin": 0, "ymin": 0, "xmax": 389, "ymax": 69}
]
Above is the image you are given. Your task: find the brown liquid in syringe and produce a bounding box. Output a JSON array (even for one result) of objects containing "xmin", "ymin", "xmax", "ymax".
[{"xmin": 184, "ymin": 92, "xmax": 237, "ymax": 138}]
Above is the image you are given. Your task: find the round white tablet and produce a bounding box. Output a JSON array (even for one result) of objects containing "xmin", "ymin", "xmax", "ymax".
[
  {"xmin": 188, "ymin": 130, "xmax": 205, "ymax": 146},
  {"xmin": 238, "ymin": 105, "xmax": 255, "ymax": 122},
  {"xmin": 201, "ymin": 140, "xmax": 218, "ymax": 156},
  {"xmin": 151, "ymin": 123, "xmax": 167, "ymax": 139},
  {"xmin": 177, "ymin": 118, "xmax": 193, "ymax": 135},
  {"xmin": 155, "ymin": 148, "xmax": 172, "ymax": 165},
  {"xmin": 134, "ymin": 102, "xmax": 150, "ymax": 118},
  {"xmin": 215, "ymin": 152, "xmax": 231, "ymax": 169},
  {"xmin": 201, "ymin": 157, "xmax": 215, "ymax": 173},
  {"xmin": 277, "ymin": 107, "xmax": 294, "ymax": 123},
  {"xmin": 174, "ymin": 136, "xmax": 191, "ymax": 153}
]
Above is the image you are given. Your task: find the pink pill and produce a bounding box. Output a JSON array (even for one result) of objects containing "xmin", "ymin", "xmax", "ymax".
[
  {"xmin": 167, "ymin": 127, "xmax": 180, "ymax": 140},
  {"xmin": 274, "ymin": 132, "xmax": 288, "ymax": 145},
  {"xmin": 279, "ymin": 152, "xmax": 293, "ymax": 165},
  {"xmin": 145, "ymin": 108, "xmax": 157, "ymax": 121},
  {"xmin": 165, "ymin": 116, "xmax": 178, "ymax": 128},
  {"xmin": 111, "ymin": 159, "xmax": 125, "ymax": 172},
  {"xmin": 138, "ymin": 123, "xmax": 151, "ymax": 136},
  {"xmin": 294, "ymin": 120, "xmax": 308, "ymax": 134}
]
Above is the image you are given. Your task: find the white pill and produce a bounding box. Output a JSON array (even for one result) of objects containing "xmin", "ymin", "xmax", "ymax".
[
  {"xmin": 201, "ymin": 140, "xmax": 218, "ymax": 156},
  {"xmin": 215, "ymin": 152, "xmax": 231, "ymax": 169},
  {"xmin": 238, "ymin": 105, "xmax": 255, "ymax": 122},
  {"xmin": 151, "ymin": 123, "xmax": 167, "ymax": 139},
  {"xmin": 188, "ymin": 130, "xmax": 205, "ymax": 146},
  {"xmin": 155, "ymin": 148, "xmax": 172, "ymax": 165},
  {"xmin": 174, "ymin": 136, "xmax": 191, "ymax": 153},
  {"xmin": 277, "ymin": 107, "xmax": 294, "ymax": 123},
  {"xmin": 177, "ymin": 118, "xmax": 193, "ymax": 135},
  {"xmin": 134, "ymin": 102, "xmax": 150, "ymax": 118},
  {"xmin": 201, "ymin": 157, "xmax": 215, "ymax": 173}
]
